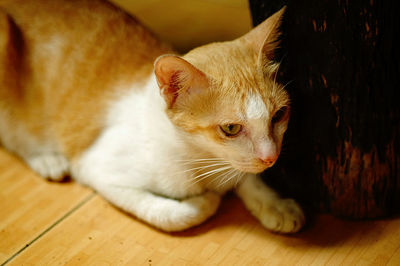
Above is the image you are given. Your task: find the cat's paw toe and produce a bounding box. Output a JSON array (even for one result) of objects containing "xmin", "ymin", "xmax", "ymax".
[
  {"xmin": 27, "ymin": 154, "xmax": 69, "ymax": 181},
  {"xmin": 260, "ymin": 198, "xmax": 305, "ymax": 233}
]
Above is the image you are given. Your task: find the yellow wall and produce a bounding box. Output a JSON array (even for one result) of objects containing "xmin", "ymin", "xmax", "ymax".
[{"xmin": 110, "ymin": 0, "xmax": 252, "ymax": 53}]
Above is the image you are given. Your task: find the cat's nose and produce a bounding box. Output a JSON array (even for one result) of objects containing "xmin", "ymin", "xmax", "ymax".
[
  {"xmin": 259, "ymin": 155, "xmax": 278, "ymax": 166},
  {"xmin": 256, "ymin": 139, "xmax": 278, "ymax": 166}
]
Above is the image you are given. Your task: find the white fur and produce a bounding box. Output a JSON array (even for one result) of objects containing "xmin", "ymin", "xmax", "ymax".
[{"xmin": 245, "ymin": 93, "xmax": 268, "ymax": 120}]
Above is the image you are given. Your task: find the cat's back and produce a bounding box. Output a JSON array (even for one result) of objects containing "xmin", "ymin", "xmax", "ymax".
[
  {"xmin": 0, "ymin": 0, "xmax": 169, "ymax": 76},
  {"xmin": 0, "ymin": 0, "xmax": 171, "ymax": 158},
  {"xmin": 1, "ymin": 0, "xmax": 171, "ymax": 96}
]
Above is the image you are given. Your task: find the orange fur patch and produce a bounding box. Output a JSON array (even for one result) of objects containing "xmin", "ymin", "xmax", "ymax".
[{"xmin": 0, "ymin": 0, "xmax": 172, "ymax": 159}]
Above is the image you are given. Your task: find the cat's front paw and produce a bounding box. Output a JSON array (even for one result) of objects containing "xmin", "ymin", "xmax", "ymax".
[
  {"xmin": 160, "ymin": 191, "xmax": 221, "ymax": 232},
  {"xmin": 258, "ymin": 198, "xmax": 305, "ymax": 233},
  {"xmin": 236, "ymin": 174, "xmax": 305, "ymax": 233},
  {"xmin": 27, "ymin": 153, "xmax": 69, "ymax": 181}
]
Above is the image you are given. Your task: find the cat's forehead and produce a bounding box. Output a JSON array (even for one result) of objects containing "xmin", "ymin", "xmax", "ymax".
[
  {"xmin": 210, "ymin": 77, "xmax": 288, "ymax": 123},
  {"xmin": 245, "ymin": 93, "xmax": 269, "ymax": 120},
  {"xmin": 183, "ymin": 42, "xmax": 289, "ymax": 119}
]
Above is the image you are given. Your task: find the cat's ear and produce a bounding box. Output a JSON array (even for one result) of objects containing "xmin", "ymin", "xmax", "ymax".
[
  {"xmin": 243, "ymin": 6, "xmax": 286, "ymax": 63},
  {"xmin": 154, "ymin": 55, "xmax": 209, "ymax": 108}
]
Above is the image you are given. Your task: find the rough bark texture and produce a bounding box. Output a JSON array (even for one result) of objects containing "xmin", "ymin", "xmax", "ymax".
[{"xmin": 251, "ymin": 0, "xmax": 400, "ymax": 218}]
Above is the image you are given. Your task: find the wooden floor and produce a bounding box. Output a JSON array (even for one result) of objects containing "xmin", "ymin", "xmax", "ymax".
[{"xmin": 1, "ymin": 147, "xmax": 400, "ymax": 265}]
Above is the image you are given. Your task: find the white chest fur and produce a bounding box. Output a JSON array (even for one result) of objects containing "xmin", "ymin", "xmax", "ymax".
[{"xmin": 72, "ymin": 74, "xmax": 225, "ymax": 199}]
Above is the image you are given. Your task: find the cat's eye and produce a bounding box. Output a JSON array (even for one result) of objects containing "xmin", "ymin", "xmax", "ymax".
[
  {"xmin": 219, "ymin": 124, "xmax": 242, "ymax": 137},
  {"xmin": 272, "ymin": 106, "xmax": 289, "ymax": 124}
]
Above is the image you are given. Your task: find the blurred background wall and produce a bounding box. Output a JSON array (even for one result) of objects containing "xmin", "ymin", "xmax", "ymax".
[{"xmin": 110, "ymin": 0, "xmax": 252, "ymax": 53}]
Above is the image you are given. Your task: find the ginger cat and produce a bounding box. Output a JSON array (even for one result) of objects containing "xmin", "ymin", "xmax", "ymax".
[{"xmin": 0, "ymin": 0, "xmax": 305, "ymax": 232}]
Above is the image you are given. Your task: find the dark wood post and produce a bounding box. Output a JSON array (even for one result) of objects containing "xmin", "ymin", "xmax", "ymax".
[{"xmin": 250, "ymin": 0, "xmax": 400, "ymax": 218}]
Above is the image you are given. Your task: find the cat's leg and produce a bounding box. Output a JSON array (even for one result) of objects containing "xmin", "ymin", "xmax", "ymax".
[
  {"xmin": 0, "ymin": 110, "xmax": 69, "ymax": 181},
  {"xmin": 236, "ymin": 174, "xmax": 305, "ymax": 233},
  {"xmin": 73, "ymin": 155, "xmax": 220, "ymax": 231},
  {"xmin": 26, "ymin": 153, "xmax": 69, "ymax": 181},
  {"xmin": 89, "ymin": 182, "xmax": 221, "ymax": 232}
]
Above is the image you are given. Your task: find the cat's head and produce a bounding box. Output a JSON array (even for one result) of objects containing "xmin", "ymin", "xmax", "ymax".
[{"xmin": 154, "ymin": 8, "xmax": 289, "ymax": 174}]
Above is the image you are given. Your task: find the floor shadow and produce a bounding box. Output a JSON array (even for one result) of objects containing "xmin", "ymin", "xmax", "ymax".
[
  {"xmin": 170, "ymin": 192, "xmax": 257, "ymax": 237},
  {"xmin": 172, "ymin": 192, "xmax": 394, "ymax": 249}
]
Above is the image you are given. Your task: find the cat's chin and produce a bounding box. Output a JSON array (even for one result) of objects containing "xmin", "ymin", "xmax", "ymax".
[
  {"xmin": 232, "ymin": 164, "xmax": 270, "ymax": 174},
  {"xmin": 243, "ymin": 168, "xmax": 268, "ymax": 174}
]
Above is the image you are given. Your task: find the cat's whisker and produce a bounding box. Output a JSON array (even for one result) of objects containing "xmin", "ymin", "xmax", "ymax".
[
  {"xmin": 177, "ymin": 160, "xmax": 229, "ymax": 167},
  {"xmin": 234, "ymin": 172, "xmax": 246, "ymax": 187},
  {"xmin": 187, "ymin": 166, "xmax": 232, "ymax": 186},
  {"xmin": 216, "ymin": 169, "xmax": 241, "ymax": 188},
  {"xmin": 209, "ymin": 168, "xmax": 235, "ymax": 185},
  {"xmin": 179, "ymin": 161, "xmax": 231, "ymax": 168},
  {"xmin": 174, "ymin": 162, "xmax": 231, "ymax": 176},
  {"xmin": 179, "ymin": 157, "xmax": 224, "ymax": 161},
  {"xmin": 217, "ymin": 169, "xmax": 237, "ymax": 187},
  {"xmin": 211, "ymin": 167, "xmax": 238, "ymax": 185},
  {"xmin": 282, "ymin": 80, "xmax": 293, "ymax": 91},
  {"xmin": 175, "ymin": 157, "xmax": 225, "ymax": 163},
  {"xmin": 185, "ymin": 169, "xmax": 219, "ymax": 184},
  {"xmin": 192, "ymin": 166, "xmax": 232, "ymax": 180},
  {"xmin": 185, "ymin": 162, "xmax": 230, "ymax": 171}
]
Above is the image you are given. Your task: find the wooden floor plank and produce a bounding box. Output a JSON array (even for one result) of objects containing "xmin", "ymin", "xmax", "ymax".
[
  {"xmin": 0, "ymin": 148, "xmax": 93, "ymax": 264},
  {"xmin": 6, "ymin": 190, "xmax": 400, "ymax": 265}
]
